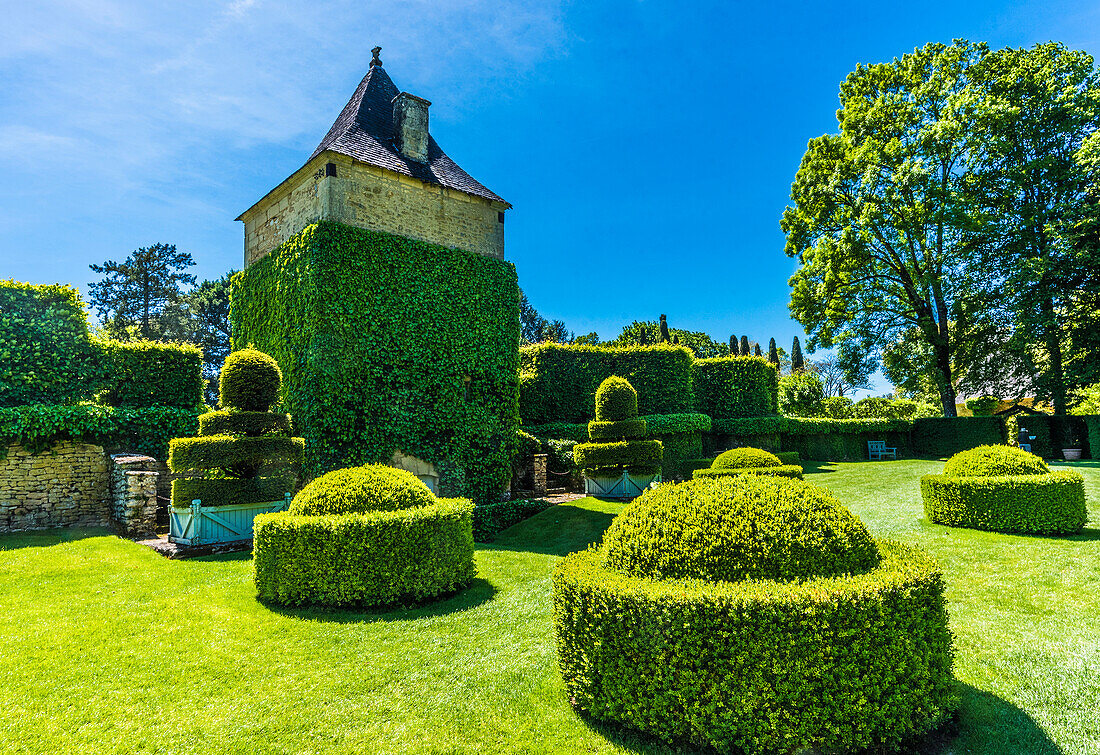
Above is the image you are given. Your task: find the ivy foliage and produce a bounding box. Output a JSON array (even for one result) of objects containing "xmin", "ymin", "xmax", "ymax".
[
  {"xmin": 230, "ymin": 222, "xmax": 520, "ymax": 504},
  {"xmin": 0, "ymin": 281, "xmax": 108, "ymax": 407},
  {"xmin": 0, "ymin": 404, "xmax": 198, "ymax": 460}
]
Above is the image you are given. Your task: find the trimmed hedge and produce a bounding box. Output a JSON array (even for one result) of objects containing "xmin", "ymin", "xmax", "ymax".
[
  {"xmin": 594, "ymin": 376, "xmax": 638, "ymax": 421},
  {"xmin": 943, "ymin": 445, "xmax": 1048, "ymax": 477},
  {"xmin": 912, "ymin": 417, "xmax": 1006, "ymax": 457},
  {"xmin": 289, "ymin": 465, "xmax": 435, "ymax": 516},
  {"xmin": 1089, "ymin": 417, "xmax": 1100, "ymax": 460},
  {"xmin": 694, "ymin": 464, "xmax": 804, "ymax": 480},
  {"xmin": 172, "ymin": 475, "xmax": 293, "ymax": 508},
  {"xmin": 554, "ymin": 540, "xmax": 956, "ymax": 753},
  {"xmin": 253, "ymin": 496, "xmax": 476, "ymax": 606},
  {"xmin": 604, "ymin": 477, "xmax": 876, "ymax": 582},
  {"xmin": 709, "ymin": 417, "xmax": 912, "ymax": 461},
  {"xmin": 198, "ymin": 410, "xmax": 291, "ymax": 437},
  {"xmin": 519, "ymin": 343, "xmax": 694, "ymax": 424},
  {"xmin": 98, "ymin": 340, "xmax": 204, "ymax": 409},
  {"xmin": 0, "ymin": 404, "xmax": 198, "ymax": 461},
  {"xmin": 219, "ymin": 348, "xmax": 282, "ymax": 411},
  {"xmin": 168, "ymin": 434, "xmax": 305, "ymax": 473},
  {"xmin": 0, "ymin": 281, "xmax": 107, "ymax": 407},
  {"xmin": 573, "ymin": 439, "xmax": 663, "ymax": 476},
  {"xmin": 692, "ymin": 356, "xmax": 779, "ymax": 418},
  {"xmin": 1006, "ymin": 414, "xmax": 1097, "ymax": 459},
  {"xmin": 472, "ymin": 498, "xmax": 556, "ymax": 542},
  {"xmin": 587, "ymin": 419, "xmax": 647, "ymax": 441},
  {"xmin": 921, "ymin": 470, "xmax": 1086, "ymax": 534},
  {"xmin": 776, "ymin": 450, "xmax": 801, "ymax": 465},
  {"xmin": 232, "ymin": 222, "xmax": 520, "ymax": 505}
]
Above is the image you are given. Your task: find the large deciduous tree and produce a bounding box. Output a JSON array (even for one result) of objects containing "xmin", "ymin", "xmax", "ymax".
[
  {"xmin": 968, "ymin": 43, "xmax": 1100, "ymax": 414},
  {"xmin": 783, "ymin": 41, "xmax": 994, "ymax": 416},
  {"xmin": 89, "ymin": 243, "xmax": 196, "ymax": 340},
  {"xmin": 520, "ymin": 291, "xmax": 573, "ymax": 345}
]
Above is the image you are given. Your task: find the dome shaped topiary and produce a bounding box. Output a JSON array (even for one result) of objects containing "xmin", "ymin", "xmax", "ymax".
[
  {"xmin": 594, "ymin": 376, "xmax": 638, "ymax": 422},
  {"xmin": 712, "ymin": 447, "xmax": 781, "ymax": 470},
  {"xmin": 603, "ymin": 476, "xmax": 880, "ymax": 583},
  {"xmin": 219, "ymin": 349, "xmax": 282, "ymax": 412},
  {"xmin": 289, "ymin": 464, "xmax": 435, "ymax": 516},
  {"xmin": 942, "ymin": 444, "xmax": 1048, "ymax": 477}
]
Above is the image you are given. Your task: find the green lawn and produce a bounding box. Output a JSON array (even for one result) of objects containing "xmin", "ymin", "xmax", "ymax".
[{"xmin": 1, "ymin": 460, "xmax": 1098, "ymax": 754}]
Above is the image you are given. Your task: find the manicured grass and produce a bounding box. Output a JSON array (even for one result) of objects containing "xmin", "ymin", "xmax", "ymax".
[{"xmin": 1, "ymin": 461, "xmax": 1098, "ymax": 753}]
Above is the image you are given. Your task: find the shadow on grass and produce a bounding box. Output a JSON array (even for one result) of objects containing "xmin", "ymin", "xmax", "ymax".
[
  {"xmin": 802, "ymin": 461, "xmax": 838, "ymax": 474},
  {"xmin": 487, "ymin": 501, "xmax": 620, "ymax": 557},
  {"xmin": 574, "ymin": 681, "xmax": 1062, "ymax": 754},
  {"xmin": 0, "ymin": 526, "xmax": 112, "ymax": 551},
  {"xmin": 260, "ymin": 577, "xmax": 497, "ymax": 624}
]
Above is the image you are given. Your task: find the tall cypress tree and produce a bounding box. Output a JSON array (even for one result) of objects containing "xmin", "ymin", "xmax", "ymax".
[
  {"xmin": 659, "ymin": 314, "xmax": 670, "ymax": 342},
  {"xmin": 768, "ymin": 338, "xmax": 780, "ymax": 367},
  {"xmin": 729, "ymin": 335, "xmax": 737, "ymax": 356},
  {"xmin": 740, "ymin": 335, "xmax": 750, "ymax": 356},
  {"xmin": 754, "ymin": 343, "xmax": 763, "ymax": 357},
  {"xmin": 792, "ymin": 336, "xmax": 805, "ymax": 372}
]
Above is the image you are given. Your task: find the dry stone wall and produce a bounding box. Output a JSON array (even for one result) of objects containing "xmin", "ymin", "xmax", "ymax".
[
  {"xmin": 109, "ymin": 454, "xmax": 159, "ymax": 536},
  {"xmin": 0, "ymin": 442, "xmax": 109, "ymax": 532}
]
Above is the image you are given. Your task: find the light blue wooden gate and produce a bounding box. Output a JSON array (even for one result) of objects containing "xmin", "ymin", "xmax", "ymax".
[
  {"xmin": 169, "ymin": 493, "xmax": 291, "ymax": 546},
  {"xmin": 584, "ymin": 472, "xmax": 661, "ymax": 500}
]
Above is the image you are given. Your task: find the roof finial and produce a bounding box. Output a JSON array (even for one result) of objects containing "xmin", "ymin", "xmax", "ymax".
[{"xmin": 370, "ymin": 46, "xmax": 382, "ymax": 67}]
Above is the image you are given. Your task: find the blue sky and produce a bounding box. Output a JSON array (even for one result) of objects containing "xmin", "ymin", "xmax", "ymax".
[{"xmin": 3, "ymin": 0, "xmax": 1099, "ymax": 394}]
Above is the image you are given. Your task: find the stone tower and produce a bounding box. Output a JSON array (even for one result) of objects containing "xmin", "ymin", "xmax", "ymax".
[{"xmin": 237, "ymin": 47, "xmax": 510, "ymax": 267}]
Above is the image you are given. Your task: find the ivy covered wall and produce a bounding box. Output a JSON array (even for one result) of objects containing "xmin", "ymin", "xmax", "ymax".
[{"xmin": 230, "ymin": 222, "xmax": 521, "ymax": 504}]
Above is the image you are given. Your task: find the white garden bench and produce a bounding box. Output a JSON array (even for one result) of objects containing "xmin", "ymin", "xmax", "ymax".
[{"xmin": 868, "ymin": 441, "xmax": 897, "ymax": 460}]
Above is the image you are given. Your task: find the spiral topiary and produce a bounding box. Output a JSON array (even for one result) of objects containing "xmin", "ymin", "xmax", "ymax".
[
  {"xmin": 693, "ymin": 446, "xmax": 803, "ymax": 480},
  {"xmin": 594, "ymin": 376, "xmax": 638, "ymax": 421},
  {"xmin": 289, "ymin": 465, "xmax": 436, "ymax": 515},
  {"xmin": 922, "ymin": 444, "xmax": 1085, "ymax": 534},
  {"xmin": 220, "ymin": 348, "xmax": 282, "ymax": 412},
  {"xmin": 554, "ymin": 476, "xmax": 956, "ymax": 753},
  {"xmin": 603, "ymin": 477, "xmax": 879, "ymax": 583}
]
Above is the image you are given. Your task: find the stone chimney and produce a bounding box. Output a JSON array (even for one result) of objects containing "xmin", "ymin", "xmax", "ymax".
[{"xmin": 393, "ymin": 92, "xmax": 431, "ymax": 163}]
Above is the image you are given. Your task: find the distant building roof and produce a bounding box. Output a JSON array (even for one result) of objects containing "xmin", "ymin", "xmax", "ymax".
[{"xmin": 309, "ymin": 62, "xmax": 509, "ymax": 207}]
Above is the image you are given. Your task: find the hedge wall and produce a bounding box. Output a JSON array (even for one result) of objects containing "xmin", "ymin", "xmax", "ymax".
[
  {"xmin": 692, "ymin": 356, "xmax": 778, "ymax": 418},
  {"xmin": 0, "ymin": 404, "xmax": 199, "ymax": 461},
  {"xmin": 98, "ymin": 340, "xmax": 204, "ymax": 409},
  {"xmin": 1006, "ymin": 414, "xmax": 1097, "ymax": 459},
  {"xmin": 0, "ymin": 281, "xmax": 107, "ymax": 407},
  {"xmin": 519, "ymin": 343, "xmax": 694, "ymax": 424},
  {"xmin": 912, "ymin": 417, "xmax": 1006, "ymax": 458},
  {"xmin": 1089, "ymin": 418, "xmax": 1100, "ymax": 460},
  {"xmin": 230, "ymin": 222, "xmax": 520, "ymax": 505}
]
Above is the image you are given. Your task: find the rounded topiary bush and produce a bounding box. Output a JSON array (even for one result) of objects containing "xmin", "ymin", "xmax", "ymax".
[
  {"xmin": 922, "ymin": 445, "xmax": 1085, "ymax": 534},
  {"xmin": 603, "ymin": 477, "xmax": 879, "ymax": 583},
  {"xmin": 289, "ymin": 465, "xmax": 435, "ymax": 515},
  {"xmin": 220, "ymin": 348, "xmax": 282, "ymax": 411},
  {"xmin": 692, "ymin": 446, "xmax": 804, "ymax": 481},
  {"xmin": 254, "ymin": 464, "xmax": 475, "ymax": 607},
  {"xmin": 554, "ymin": 476, "xmax": 956, "ymax": 754},
  {"xmin": 942, "ymin": 444, "xmax": 1048, "ymax": 477},
  {"xmin": 594, "ymin": 376, "xmax": 638, "ymax": 422}
]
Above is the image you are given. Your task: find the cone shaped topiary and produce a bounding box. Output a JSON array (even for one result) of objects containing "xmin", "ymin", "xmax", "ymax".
[
  {"xmin": 554, "ymin": 475, "xmax": 956, "ymax": 753},
  {"xmin": 170, "ymin": 348, "xmax": 302, "ymax": 509}
]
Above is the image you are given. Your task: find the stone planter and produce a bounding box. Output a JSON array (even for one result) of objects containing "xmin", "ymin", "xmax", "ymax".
[
  {"xmin": 1063, "ymin": 448, "xmax": 1083, "ymax": 461},
  {"xmin": 583, "ymin": 471, "xmax": 660, "ymax": 500},
  {"xmin": 169, "ymin": 494, "xmax": 291, "ymax": 546}
]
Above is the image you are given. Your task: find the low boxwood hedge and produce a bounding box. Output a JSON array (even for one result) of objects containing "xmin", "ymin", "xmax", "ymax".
[
  {"xmin": 472, "ymin": 498, "xmax": 556, "ymax": 542},
  {"xmin": 694, "ymin": 464, "xmax": 804, "ymax": 480},
  {"xmin": 775, "ymin": 450, "xmax": 800, "ymax": 465},
  {"xmin": 253, "ymin": 496, "xmax": 475, "ymax": 607},
  {"xmin": 554, "ymin": 539, "xmax": 955, "ymax": 754},
  {"xmin": 921, "ymin": 470, "xmax": 1086, "ymax": 534},
  {"xmin": 572, "ymin": 439, "xmax": 663, "ymax": 476}
]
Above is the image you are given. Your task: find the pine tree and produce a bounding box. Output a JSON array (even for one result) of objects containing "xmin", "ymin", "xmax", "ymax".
[{"xmin": 89, "ymin": 243, "xmax": 196, "ymax": 339}]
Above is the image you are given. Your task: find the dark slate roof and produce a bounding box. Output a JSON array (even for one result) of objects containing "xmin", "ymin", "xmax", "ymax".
[{"xmin": 308, "ymin": 65, "xmax": 509, "ymax": 207}]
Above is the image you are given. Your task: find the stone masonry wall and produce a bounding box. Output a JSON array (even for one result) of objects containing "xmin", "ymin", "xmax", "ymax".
[
  {"xmin": 242, "ymin": 152, "xmax": 506, "ymax": 266},
  {"xmin": 0, "ymin": 442, "xmax": 109, "ymax": 532},
  {"xmin": 109, "ymin": 454, "xmax": 159, "ymax": 537}
]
